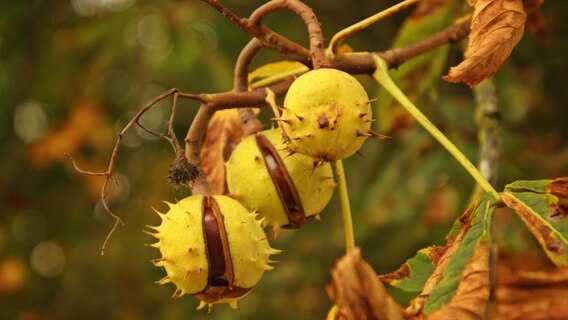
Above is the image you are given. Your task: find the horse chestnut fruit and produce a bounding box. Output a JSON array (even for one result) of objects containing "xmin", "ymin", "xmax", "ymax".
[
  {"xmin": 146, "ymin": 195, "xmax": 279, "ymax": 310},
  {"xmin": 279, "ymin": 68, "xmax": 377, "ymax": 161},
  {"xmin": 226, "ymin": 129, "xmax": 335, "ymax": 232}
]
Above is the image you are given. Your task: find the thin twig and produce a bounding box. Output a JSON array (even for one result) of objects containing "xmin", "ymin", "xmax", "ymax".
[
  {"xmin": 201, "ymin": 0, "xmax": 310, "ymax": 63},
  {"xmin": 134, "ymin": 91, "xmax": 190, "ymax": 155},
  {"xmin": 67, "ymin": 88, "xmax": 202, "ymax": 254},
  {"xmin": 168, "ymin": 92, "xmax": 183, "ymax": 152},
  {"xmin": 135, "ymin": 120, "xmax": 176, "ymax": 149},
  {"xmin": 248, "ymin": 0, "xmax": 330, "ymax": 68}
]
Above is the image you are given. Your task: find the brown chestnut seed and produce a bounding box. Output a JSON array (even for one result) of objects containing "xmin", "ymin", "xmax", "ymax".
[{"xmin": 255, "ymin": 133, "xmax": 306, "ymax": 228}]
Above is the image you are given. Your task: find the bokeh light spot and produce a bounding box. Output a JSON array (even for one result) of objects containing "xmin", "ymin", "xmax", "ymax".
[
  {"xmin": 137, "ymin": 14, "xmax": 171, "ymax": 50},
  {"xmin": 11, "ymin": 210, "xmax": 47, "ymax": 245},
  {"xmin": 13, "ymin": 100, "xmax": 48, "ymax": 143},
  {"xmin": 30, "ymin": 242, "xmax": 65, "ymax": 278}
]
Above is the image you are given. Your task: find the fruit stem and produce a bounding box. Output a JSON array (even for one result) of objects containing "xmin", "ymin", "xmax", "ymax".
[
  {"xmin": 372, "ymin": 56, "xmax": 500, "ymax": 200},
  {"xmin": 328, "ymin": 0, "xmax": 420, "ymax": 57},
  {"xmin": 334, "ymin": 160, "xmax": 355, "ymax": 252}
]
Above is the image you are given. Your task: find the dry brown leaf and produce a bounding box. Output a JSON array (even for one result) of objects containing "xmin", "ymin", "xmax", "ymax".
[
  {"xmin": 548, "ymin": 177, "xmax": 568, "ymax": 220},
  {"xmin": 428, "ymin": 242, "xmax": 491, "ymax": 320},
  {"xmin": 491, "ymin": 286, "xmax": 568, "ymax": 319},
  {"xmin": 199, "ymin": 109, "xmax": 248, "ymax": 194},
  {"xmin": 496, "ymin": 263, "xmax": 568, "ymax": 286},
  {"xmin": 443, "ymin": 0, "xmax": 527, "ymax": 86},
  {"xmin": 488, "ymin": 262, "xmax": 568, "ymax": 319},
  {"xmin": 326, "ymin": 247, "xmax": 408, "ymax": 320},
  {"xmin": 548, "ymin": 177, "xmax": 568, "ymax": 199}
]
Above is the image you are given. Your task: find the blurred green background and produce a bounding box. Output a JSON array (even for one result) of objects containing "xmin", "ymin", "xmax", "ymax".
[{"xmin": 1, "ymin": 0, "xmax": 567, "ymax": 319}]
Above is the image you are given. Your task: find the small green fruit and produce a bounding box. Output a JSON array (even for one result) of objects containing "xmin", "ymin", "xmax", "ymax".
[
  {"xmin": 147, "ymin": 195, "xmax": 279, "ymax": 310},
  {"xmin": 280, "ymin": 68, "xmax": 376, "ymax": 161},
  {"xmin": 226, "ymin": 129, "xmax": 335, "ymax": 232}
]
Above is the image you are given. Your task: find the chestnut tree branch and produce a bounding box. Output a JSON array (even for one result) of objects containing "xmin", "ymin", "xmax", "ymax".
[
  {"xmin": 67, "ymin": 88, "xmax": 203, "ymax": 254},
  {"xmin": 234, "ymin": 38, "xmax": 264, "ymax": 135},
  {"xmin": 70, "ymin": 16, "xmax": 471, "ymax": 253},
  {"xmin": 247, "ymin": 0, "xmax": 330, "ymax": 68},
  {"xmin": 204, "ymin": 19, "xmax": 471, "ymax": 110},
  {"xmin": 185, "ymin": 104, "xmax": 215, "ymax": 196},
  {"xmin": 201, "ymin": 0, "xmax": 310, "ymax": 63}
]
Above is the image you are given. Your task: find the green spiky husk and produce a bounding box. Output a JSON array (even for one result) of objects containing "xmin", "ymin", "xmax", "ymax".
[
  {"xmin": 147, "ymin": 195, "xmax": 279, "ymax": 308},
  {"xmin": 226, "ymin": 129, "xmax": 335, "ymax": 230},
  {"xmin": 280, "ymin": 68, "xmax": 372, "ymax": 161}
]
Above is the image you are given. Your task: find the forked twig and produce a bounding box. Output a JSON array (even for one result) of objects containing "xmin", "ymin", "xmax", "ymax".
[
  {"xmin": 70, "ymin": 3, "xmax": 473, "ymax": 253},
  {"xmin": 67, "ymin": 88, "xmax": 203, "ymax": 254}
]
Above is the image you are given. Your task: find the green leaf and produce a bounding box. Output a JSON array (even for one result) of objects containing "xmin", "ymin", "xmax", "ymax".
[
  {"xmin": 502, "ymin": 177, "xmax": 568, "ymax": 267},
  {"xmin": 423, "ymin": 194, "xmax": 496, "ymax": 315},
  {"xmin": 388, "ymin": 247, "xmax": 436, "ymax": 292}
]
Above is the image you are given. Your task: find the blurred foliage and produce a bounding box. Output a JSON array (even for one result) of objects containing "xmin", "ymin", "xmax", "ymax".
[{"xmin": 0, "ymin": 0, "xmax": 567, "ymax": 319}]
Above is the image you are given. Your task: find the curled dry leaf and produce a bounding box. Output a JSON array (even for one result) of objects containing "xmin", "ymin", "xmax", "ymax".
[
  {"xmin": 427, "ymin": 242, "xmax": 490, "ymax": 320},
  {"xmin": 489, "ymin": 262, "xmax": 568, "ymax": 319},
  {"xmin": 547, "ymin": 177, "xmax": 568, "ymax": 220},
  {"xmin": 491, "ymin": 285, "xmax": 568, "ymax": 320},
  {"xmin": 326, "ymin": 247, "xmax": 407, "ymax": 320},
  {"xmin": 199, "ymin": 109, "xmax": 248, "ymax": 194},
  {"xmin": 496, "ymin": 262, "xmax": 568, "ymax": 286},
  {"xmin": 443, "ymin": 0, "xmax": 527, "ymax": 86}
]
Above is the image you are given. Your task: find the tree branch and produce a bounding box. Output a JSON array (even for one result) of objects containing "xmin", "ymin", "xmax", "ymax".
[
  {"xmin": 201, "ymin": 0, "xmax": 310, "ymax": 63},
  {"xmin": 247, "ymin": 0, "xmax": 330, "ymax": 68},
  {"xmin": 206, "ymin": 19, "xmax": 471, "ymax": 109},
  {"xmin": 66, "ymin": 88, "xmax": 203, "ymax": 254},
  {"xmin": 185, "ymin": 104, "xmax": 215, "ymax": 196},
  {"xmin": 234, "ymin": 38, "xmax": 264, "ymax": 135},
  {"xmin": 70, "ymin": 15, "xmax": 472, "ymax": 254}
]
